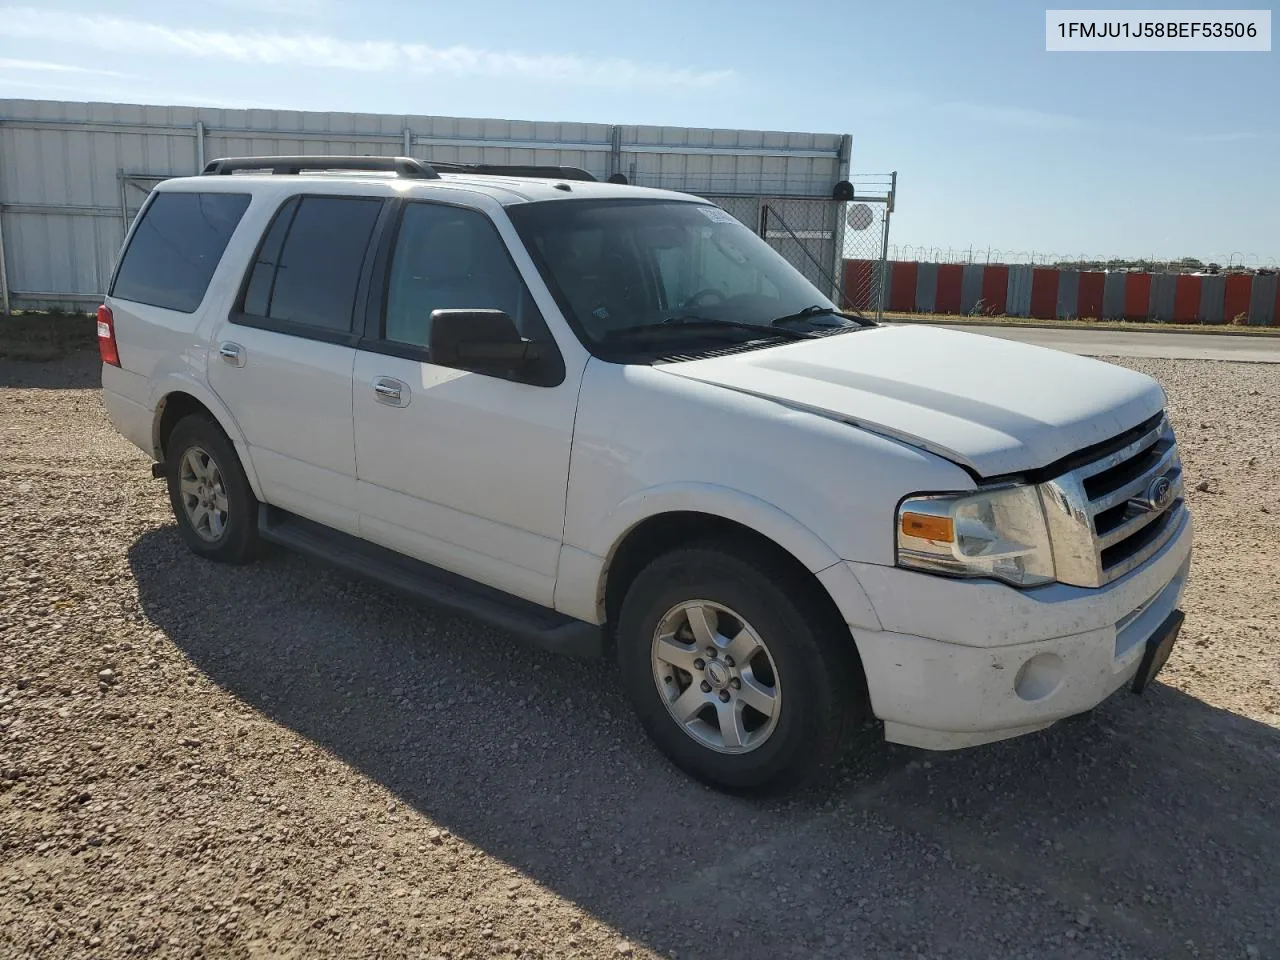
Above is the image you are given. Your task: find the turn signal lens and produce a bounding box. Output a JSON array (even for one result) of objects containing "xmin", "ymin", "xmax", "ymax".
[{"xmin": 900, "ymin": 511, "xmax": 954, "ymax": 543}]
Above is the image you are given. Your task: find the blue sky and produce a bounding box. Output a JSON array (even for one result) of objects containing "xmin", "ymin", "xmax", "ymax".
[{"xmin": 0, "ymin": 0, "xmax": 1275, "ymax": 262}]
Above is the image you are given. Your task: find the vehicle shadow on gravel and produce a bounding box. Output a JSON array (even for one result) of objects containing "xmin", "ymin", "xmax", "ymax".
[{"xmin": 129, "ymin": 528, "xmax": 1280, "ymax": 960}]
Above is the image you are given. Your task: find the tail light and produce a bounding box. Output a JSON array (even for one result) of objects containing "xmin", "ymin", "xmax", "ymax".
[{"xmin": 97, "ymin": 305, "xmax": 120, "ymax": 367}]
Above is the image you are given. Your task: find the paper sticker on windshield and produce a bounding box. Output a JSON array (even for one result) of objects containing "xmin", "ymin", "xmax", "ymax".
[{"xmin": 697, "ymin": 206, "xmax": 737, "ymax": 224}]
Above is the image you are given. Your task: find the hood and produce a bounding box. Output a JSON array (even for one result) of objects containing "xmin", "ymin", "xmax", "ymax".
[{"xmin": 657, "ymin": 324, "xmax": 1166, "ymax": 477}]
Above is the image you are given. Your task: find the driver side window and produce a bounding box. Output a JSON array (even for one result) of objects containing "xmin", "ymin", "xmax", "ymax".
[{"xmin": 384, "ymin": 202, "xmax": 538, "ymax": 350}]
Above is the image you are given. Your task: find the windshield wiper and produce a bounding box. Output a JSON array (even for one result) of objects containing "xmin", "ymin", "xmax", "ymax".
[
  {"xmin": 603, "ymin": 315, "xmax": 818, "ymax": 342},
  {"xmin": 770, "ymin": 305, "xmax": 867, "ymax": 328}
]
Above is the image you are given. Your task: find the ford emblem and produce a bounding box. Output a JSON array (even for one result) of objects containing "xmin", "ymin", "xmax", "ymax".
[
  {"xmin": 1129, "ymin": 474, "xmax": 1175, "ymax": 514},
  {"xmin": 1147, "ymin": 475, "xmax": 1174, "ymax": 510}
]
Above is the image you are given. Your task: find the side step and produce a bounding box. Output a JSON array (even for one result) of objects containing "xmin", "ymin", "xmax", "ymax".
[{"xmin": 258, "ymin": 506, "xmax": 602, "ymax": 658}]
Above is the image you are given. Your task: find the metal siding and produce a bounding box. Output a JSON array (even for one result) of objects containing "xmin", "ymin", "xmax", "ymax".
[
  {"xmin": 934, "ymin": 264, "xmax": 963, "ymax": 314},
  {"xmin": 915, "ymin": 262, "xmax": 938, "ymax": 313},
  {"xmin": 1124, "ymin": 274, "xmax": 1152, "ymax": 320},
  {"xmin": 1102, "ymin": 272, "xmax": 1127, "ymax": 319},
  {"xmin": 843, "ymin": 259, "xmax": 877, "ymax": 310},
  {"xmin": 1056, "ymin": 270, "xmax": 1079, "ymax": 319},
  {"xmin": 960, "ymin": 264, "xmax": 984, "ymax": 314},
  {"xmin": 1198, "ymin": 274, "xmax": 1225, "ymax": 323},
  {"xmin": 617, "ymin": 124, "xmax": 841, "ymax": 195},
  {"xmin": 889, "ymin": 260, "xmax": 918, "ymax": 312},
  {"xmin": 0, "ymin": 98, "xmax": 845, "ymax": 309},
  {"xmin": 1173, "ymin": 275, "xmax": 1202, "ymax": 324},
  {"xmin": 1149, "ymin": 273, "xmax": 1176, "ymax": 323},
  {"xmin": 1076, "ymin": 271, "xmax": 1105, "ymax": 319},
  {"xmin": 1006, "ymin": 265, "xmax": 1033, "ymax": 317},
  {"xmin": 1222, "ymin": 274, "xmax": 1252, "ymax": 324},
  {"xmin": 980, "ymin": 265, "xmax": 1008, "ymax": 315},
  {"xmin": 1248, "ymin": 273, "xmax": 1277, "ymax": 326},
  {"xmin": 1029, "ymin": 269, "xmax": 1058, "ymax": 319}
]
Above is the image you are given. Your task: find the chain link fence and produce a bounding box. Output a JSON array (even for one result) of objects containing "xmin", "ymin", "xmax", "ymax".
[
  {"xmin": 698, "ymin": 195, "xmax": 849, "ymax": 306},
  {"xmin": 702, "ymin": 174, "xmax": 898, "ymax": 320}
]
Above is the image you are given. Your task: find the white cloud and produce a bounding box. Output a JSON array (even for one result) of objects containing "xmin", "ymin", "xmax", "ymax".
[
  {"xmin": 0, "ymin": 75, "xmax": 287, "ymax": 110},
  {"xmin": 0, "ymin": 57, "xmax": 139, "ymax": 79},
  {"xmin": 941, "ymin": 101, "xmax": 1089, "ymax": 132},
  {"xmin": 1180, "ymin": 131, "xmax": 1261, "ymax": 144},
  {"xmin": 211, "ymin": 0, "xmax": 345, "ymax": 15},
  {"xmin": 0, "ymin": 7, "xmax": 733, "ymax": 89}
]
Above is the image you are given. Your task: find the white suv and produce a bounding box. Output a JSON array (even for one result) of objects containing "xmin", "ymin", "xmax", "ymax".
[{"xmin": 99, "ymin": 156, "xmax": 1192, "ymax": 792}]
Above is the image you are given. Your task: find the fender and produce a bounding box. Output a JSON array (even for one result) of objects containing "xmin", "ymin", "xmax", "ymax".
[
  {"xmin": 562, "ymin": 481, "xmax": 882, "ymax": 631},
  {"xmin": 147, "ymin": 371, "xmax": 267, "ymax": 502}
]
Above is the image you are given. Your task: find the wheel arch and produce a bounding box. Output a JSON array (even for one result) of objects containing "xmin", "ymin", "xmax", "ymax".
[
  {"xmin": 594, "ymin": 485, "xmax": 882, "ymax": 652},
  {"xmin": 149, "ymin": 378, "xmax": 265, "ymax": 501}
]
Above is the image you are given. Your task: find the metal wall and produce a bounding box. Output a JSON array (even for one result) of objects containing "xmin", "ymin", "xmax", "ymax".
[
  {"xmin": 0, "ymin": 99, "xmax": 850, "ymax": 312},
  {"xmin": 853, "ymin": 258, "xmax": 1280, "ymax": 326}
]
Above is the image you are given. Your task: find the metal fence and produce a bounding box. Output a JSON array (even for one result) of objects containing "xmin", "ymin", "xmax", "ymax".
[
  {"xmin": 696, "ymin": 175, "xmax": 899, "ymax": 319},
  {"xmin": 0, "ymin": 99, "xmax": 862, "ymax": 315},
  {"xmin": 744, "ymin": 174, "xmax": 896, "ymax": 318},
  {"xmin": 888, "ymin": 244, "xmax": 1280, "ymax": 275}
]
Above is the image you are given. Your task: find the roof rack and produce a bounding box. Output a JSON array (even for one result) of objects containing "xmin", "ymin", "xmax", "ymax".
[
  {"xmin": 198, "ymin": 155, "xmax": 602, "ymax": 184},
  {"xmin": 429, "ymin": 161, "xmax": 598, "ymax": 182},
  {"xmin": 200, "ymin": 156, "xmax": 439, "ymax": 179}
]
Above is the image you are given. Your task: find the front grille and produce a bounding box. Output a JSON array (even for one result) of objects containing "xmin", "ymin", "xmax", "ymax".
[
  {"xmin": 1039, "ymin": 414, "xmax": 1187, "ymax": 588},
  {"xmin": 1099, "ymin": 505, "xmax": 1180, "ymax": 570}
]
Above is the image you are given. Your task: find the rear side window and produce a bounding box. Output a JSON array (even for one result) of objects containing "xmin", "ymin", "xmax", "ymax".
[
  {"xmin": 111, "ymin": 192, "xmax": 250, "ymax": 313},
  {"xmin": 238, "ymin": 196, "xmax": 383, "ymax": 333}
]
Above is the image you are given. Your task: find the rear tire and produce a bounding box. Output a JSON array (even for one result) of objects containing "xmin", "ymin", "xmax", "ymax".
[
  {"xmin": 165, "ymin": 414, "xmax": 259, "ymax": 564},
  {"xmin": 616, "ymin": 543, "xmax": 867, "ymax": 793}
]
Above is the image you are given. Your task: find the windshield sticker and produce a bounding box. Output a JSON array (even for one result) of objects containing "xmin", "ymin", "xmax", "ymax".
[{"xmin": 697, "ymin": 206, "xmax": 738, "ymax": 224}]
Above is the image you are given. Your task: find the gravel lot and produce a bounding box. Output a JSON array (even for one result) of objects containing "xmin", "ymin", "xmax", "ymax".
[{"xmin": 2, "ymin": 349, "xmax": 1278, "ymax": 960}]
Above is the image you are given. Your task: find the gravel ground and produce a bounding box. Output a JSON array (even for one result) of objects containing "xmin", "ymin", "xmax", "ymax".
[{"xmin": 2, "ymin": 350, "xmax": 1278, "ymax": 960}]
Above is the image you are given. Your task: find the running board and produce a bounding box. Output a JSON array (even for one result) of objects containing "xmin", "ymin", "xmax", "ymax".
[{"xmin": 257, "ymin": 506, "xmax": 602, "ymax": 658}]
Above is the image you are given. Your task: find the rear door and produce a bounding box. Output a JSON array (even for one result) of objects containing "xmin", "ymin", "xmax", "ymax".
[
  {"xmin": 207, "ymin": 193, "xmax": 386, "ymax": 535},
  {"xmin": 351, "ymin": 198, "xmax": 581, "ymax": 606}
]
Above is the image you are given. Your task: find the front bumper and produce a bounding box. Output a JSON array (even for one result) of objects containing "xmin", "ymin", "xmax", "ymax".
[{"xmin": 838, "ymin": 508, "xmax": 1192, "ymax": 750}]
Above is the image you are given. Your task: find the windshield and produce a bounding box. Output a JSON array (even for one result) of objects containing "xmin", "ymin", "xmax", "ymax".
[{"xmin": 507, "ymin": 199, "xmax": 847, "ymax": 353}]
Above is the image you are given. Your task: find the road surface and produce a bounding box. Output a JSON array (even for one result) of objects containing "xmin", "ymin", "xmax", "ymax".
[{"xmin": 916, "ymin": 323, "xmax": 1280, "ymax": 363}]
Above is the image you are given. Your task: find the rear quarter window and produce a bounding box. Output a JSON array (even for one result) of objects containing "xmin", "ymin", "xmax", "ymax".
[{"xmin": 110, "ymin": 192, "xmax": 251, "ymax": 313}]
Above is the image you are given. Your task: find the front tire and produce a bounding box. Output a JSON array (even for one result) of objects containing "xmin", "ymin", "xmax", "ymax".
[
  {"xmin": 617, "ymin": 543, "xmax": 867, "ymax": 793},
  {"xmin": 165, "ymin": 414, "xmax": 259, "ymax": 564}
]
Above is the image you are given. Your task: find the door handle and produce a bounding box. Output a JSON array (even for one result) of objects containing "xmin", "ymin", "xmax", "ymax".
[
  {"xmin": 372, "ymin": 376, "xmax": 410, "ymax": 407},
  {"xmin": 218, "ymin": 341, "xmax": 245, "ymax": 367}
]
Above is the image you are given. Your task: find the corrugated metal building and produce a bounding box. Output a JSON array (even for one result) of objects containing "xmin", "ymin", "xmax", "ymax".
[{"xmin": 0, "ymin": 99, "xmax": 853, "ymax": 312}]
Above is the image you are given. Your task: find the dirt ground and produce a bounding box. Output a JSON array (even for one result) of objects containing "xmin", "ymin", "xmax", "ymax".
[{"xmin": 2, "ymin": 349, "xmax": 1278, "ymax": 960}]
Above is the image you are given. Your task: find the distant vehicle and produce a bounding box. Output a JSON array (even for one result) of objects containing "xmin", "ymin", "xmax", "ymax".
[{"xmin": 99, "ymin": 156, "xmax": 1192, "ymax": 792}]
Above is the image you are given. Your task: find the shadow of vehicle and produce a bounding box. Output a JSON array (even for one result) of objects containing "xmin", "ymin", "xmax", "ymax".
[{"xmin": 128, "ymin": 527, "xmax": 1280, "ymax": 960}]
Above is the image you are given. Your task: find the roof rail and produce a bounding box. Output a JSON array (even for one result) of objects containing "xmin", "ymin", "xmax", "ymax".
[
  {"xmin": 200, "ymin": 155, "xmax": 439, "ymax": 179},
  {"xmin": 428, "ymin": 161, "xmax": 598, "ymax": 182}
]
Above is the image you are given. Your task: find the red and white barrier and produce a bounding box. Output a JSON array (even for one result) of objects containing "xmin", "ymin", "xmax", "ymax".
[{"xmin": 844, "ymin": 260, "xmax": 1280, "ymax": 326}]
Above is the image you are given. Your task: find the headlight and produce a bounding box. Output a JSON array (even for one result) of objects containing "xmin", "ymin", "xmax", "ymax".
[{"xmin": 897, "ymin": 485, "xmax": 1055, "ymax": 587}]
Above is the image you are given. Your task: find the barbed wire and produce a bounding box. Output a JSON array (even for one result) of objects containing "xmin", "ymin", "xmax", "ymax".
[{"xmin": 885, "ymin": 245, "xmax": 1280, "ymax": 273}]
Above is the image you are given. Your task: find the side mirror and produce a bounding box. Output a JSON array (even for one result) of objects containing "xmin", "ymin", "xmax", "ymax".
[{"xmin": 428, "ymin": 309, "xmax": 543, "ymax": 370}]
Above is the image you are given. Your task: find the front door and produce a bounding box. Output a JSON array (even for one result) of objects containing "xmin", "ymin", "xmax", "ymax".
[{"xmin": 352, "ymin": 199, "xmax": 581, "ymax": 606}]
